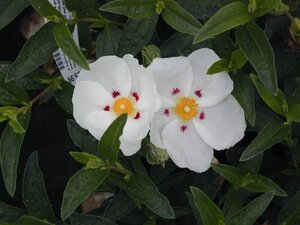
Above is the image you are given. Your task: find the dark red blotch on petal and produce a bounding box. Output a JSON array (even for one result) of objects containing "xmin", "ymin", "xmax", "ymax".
[
  {"xmin": 172, "ymin": 88, "xmax": 181, "ymax": 96},
  {"xmin": 112, "ymin": 90, "xmax": 120, "ymax": 98},
  {"xmin": 134, "ymin": 112, "xmax": 141, "ymax": 120},
  {"xmin": 180, "ymin": 125, "xmax": 187, "ymax": 132},
  {"xmin": 132, "ymin": 92, "xmax": 139, "ymax": 101},
  {"xmin": 194, "ymin": 89, "xmax": 202, "ymax": 98}
]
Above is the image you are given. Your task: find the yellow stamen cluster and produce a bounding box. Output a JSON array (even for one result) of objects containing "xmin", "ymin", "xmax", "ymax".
[{"xmin": 175, "ymin": 97, "xmax": 198, "ymax": 121}]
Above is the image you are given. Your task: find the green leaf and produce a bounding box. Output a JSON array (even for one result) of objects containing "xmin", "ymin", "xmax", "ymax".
[
  {"xmin": 190, "ymin": 186, "xmax": 225, "ymax": 225},
  {"xmin": 287, "ymin": 104, "xmax": 300, "ymax": 122},
  {"xmin": 240, "ymin": 121, "xmax": 290, "ymax": 161},
  {"xmin": 236, "ymin": 22, "xmax": 277, "ymax": 94},
  {"xmin": 232, "ymin": 73, "xmax": 256, "ymax": 126},
  {"xmin": 251, "ymin": 74, "xmax": 287, "ymax": 116},
  {"xmin": 98, "ymin": 114, "xmax": 127, "ymax": 165},
  {"xmin": 55, "ymin": 80, "xmax": 74, "ymax": 114},
  {"xmin": 29, "ymin": 0, "xmax": 64, "ymax": 20},
  {"xmin": 207, "ymin": 58, "xmax": 229, "ymax": 74},
  {"xmin": 22, "ymin": 152, "xmax": 56, "ymax": 222},
  {"xmin": 69, "ymin": 152, "xmax": 99, "ymax": 165},
  {"xmin": 70, "ymin": 213, "xmax": 117, "ymax": 225},
  {"xmin": 53, "ymin": 23, "xmax": 90, "ymax": 70},
  {"xmin": 250, "ymin": 0, "xmax": 278, "ymax": 17},
  {"xmin": 211, "ymin": 164, "xmax": 242, "ymax": 184},
  {"xmin": 100, "ymin": 0, "xmax": 156, "ymax": 19},
  {"xmin": 222, "ymin": 189, "xmax": 243, "ymax": 220},
  {"xmin": 161, "ymin": 0, "xmax": 202, "ymax": 35},
  {"xmin": 6, "ymin": 23, "xmax": 58, "ymax": 82},
  {"xmin": 0, "ymin": 71, "xmax": 30, "ymax": 105},
  {"xmin": 96, "ymin": 25, "xmax": 122, "ymax": 58},
  {"xmin": 117, "ymin": 14, "xmax": 158, "ymax": 57},
  {"xmin": 278, "ymin": 191, "xmax": 300, "ymax": 225},
  {"xmin": 0, "ymin": 201, "xmax": 26, "ymax": 223},
  {"xmin": 142, "ymin": 45, "xmax": 161, "ymax": 67},
  {"xmin": 125, "ymin": 159, "xmax": 175, "ymax": 219},
  {"xmin": 289, "ymin": 86, "xmax": 300, "ymax": 104},
  {"xmin": 226, "ymin": 191, "xmax": 275, "ymax": 225},
  {"xmin": 17, "ymin": 215, "xmax": 54, "ymax": 225},
  {"xmin": 0, "ymin": 0, "xmax": 29, "ymax": 31},
  {"xmin": 230, "ymin": 49, "xmax": 247, "ymax": 70},
  {"xmin": 243, "ymin": 174, "xmax": 287, "ymax": 197},
  {"xmin": 61, "ymin": 168, "xmax": 109, "ymax": 220},
  {"xmin": 0, "ymin": 110, "xmax": 31, "ymax": 197},
  {"xmin": 193, "ymin": 2, "xmax": 252, "ymax": 44}
]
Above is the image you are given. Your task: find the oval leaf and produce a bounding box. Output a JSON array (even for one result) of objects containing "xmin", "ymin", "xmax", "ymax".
[
  {"xmin": 0, "ymin": 201, "xmax": 26, "ymax": 223},
  {"xmin": 190, "ymin": 186, "xmax": 225, "ymax": 225},
  {"xmin": 53, "ymin": 23, "xmax": 89, "ymax": 70},
  {"xmin": 236, "ymin": 22, "xmax": 277, "ymax": 94},
  {"xmin": 6, "ymin": 22, "xmax": 58, "ymax": 82},
  {"xmin": 70, "ymin": 213, "xmax": 117, "ymax": 225},
  {"xmin": 61, "ymin": 168, "xmax": 109, "ymax": 220},
  {"xmin": 161, "ymin": 0, "xmax": 202, "ymax": 35},
  {"xmin": 22, "ymin": 152, "xmax": 56, "ymax": 222},
  {"xmin": 278, "ymin": 191, "xmax": 300, "ymax": 225},
  {"xmin": 0, "ymin": 110, "xmax": 31, "ymax": 197},
  {"xmin": 193, "ymin": 2, "xmax": 252, "ymax": 43},
  {"xmin": 226, "ymin": 191, "xmax": 275, "ymax": 225},
  {"xmin": 240, "ymin": 121, "xmax": 290, "ymax": 161},
  {"xmin": 29, "ymin": 0, "xmax": 63, "ymax": 19}
]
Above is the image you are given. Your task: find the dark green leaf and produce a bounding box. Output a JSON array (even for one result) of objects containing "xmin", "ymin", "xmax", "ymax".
[
  {"xmin": 236, "ymin": 22, "xmax": 277, "ymax": 94},
  {"xmin": 190, "ymin": 186, "xmax": 225, "ymax": 225},
  {"xmin": 0, "ymin": 110, "xmax": 31, "ymax": 197},
  {"xmin": 100, "ymin": 0, "xmax": 156, "ymax": 19},
  {"xmin": 55, "ymin": 80, "xmax": 74, "ymax": 114},
  {"xmin": 117, "ymin": 14, "xmax": 158, "ymax": 57},
  {"xmin": 211, "ymin": 33, "xmax": 235, "ymax": 58},
  {"xmin": 98, "ymin": 114, "xmax": 127, "ymax": 165},
  {"xmin": 250, "ymin": 0, "xmax": 277, "ymax": 17},
  {"xmin": 61, "ymin": 168, "xmax": 109, "ymax": 220},
  {"xmin": 17, "ymin": 215, "xmax": 54, "ymax": 225},
  {"xmin": 207, "ymin": 58, "xmax": 229, "ymax": 74},
  {"xmin": 96, "ymin": 25, "xmax": 122, "ymax": 58},
  {"xmin": 194, "ymin": 2, "xmax": 252, "ymax": 43},
  {"xmin": 289, "ymin": 86, "xmax": 300, "ymax": 104},
  {"xmin": 222, "ymin": 189, "xmax": 243, "ymax": 220},
  {"xmin": 287, "ymin": 104, "xmax": 300, "ymax": 122},
  {"xmin": 53, "ymin": 23, "xmax": 89, "ymax": 70},
  {"xmin": 29, "ymin": 0, "xmax": 63, "ymax": 19},
  {"xmin": 211, "ymin": 164, "xmax": 242, "ymax": 184},
  {"xmin": 226, "ymin": 191, "xmax": 275, "ymax": 225},
  {"xmin": 243, "ymin": 174, "xmax": 287, "ymax": 196},
  {"xmin": 0, "ymin": 71, "xmax": 30, "ymax": 105},
  {"xmin": 125, "ymin": 159, "xmax": 175, "ymax": 219},
  {"xmin": 278, "ymin": 191, "xmax": 300, "ymax": 225},
  {"xmin": 6, "ymin": 23, "xmax": 58, "ymax": 82},
  {"xmin": 240, "ymin": 121, "xmax": 290, "ymax": 161},
  {"xmin": 186, "ymin": 192, "xmax": 202, "ymax": 225},
  {"xmin": 0, "ymin": 0, "xmax": 29, "ymax": 30},
  {"xmin": 232, "ymin": 73, "xmax": 256, "ymax": 126},
  {"xmin": 161, "ymin": 0, "xmax": 202, "ymax": 35},
  {"xmin": 230, "ymin": 49, "xmax": 247, "ymax": 70},
  {"xmin": 70, "ymin": 213, "xmax": 117, "ymax": 225},
  {"xmin": 251, "ymin": 74, "xmax": 287, "ymax": 116},
  {"xmin": 0, "ymin": 201, "xmax": 26, "ymax": 223},
  {"xmin": 22, "ymin": 152, "xmax": 56, "ymax": 222}
]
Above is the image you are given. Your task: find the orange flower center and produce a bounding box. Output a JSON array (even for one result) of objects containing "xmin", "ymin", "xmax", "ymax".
[
  {"xmin": 175, "ymin": 97, "xmax": 198, "ymax": 121},
  {"xmin": 113, "ymin": 97, "xmax": 135, "ymax": 116}
]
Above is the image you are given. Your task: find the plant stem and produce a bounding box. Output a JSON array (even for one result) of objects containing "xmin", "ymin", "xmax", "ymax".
[{"xmin": 30, "ymin": 83, "xmax": 57, "ymax": 106}]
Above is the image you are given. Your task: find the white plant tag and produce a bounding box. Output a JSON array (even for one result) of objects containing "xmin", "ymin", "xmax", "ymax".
[{"xmin": 47, "ymin": 0, "xmax": 81, "ymax": 85}]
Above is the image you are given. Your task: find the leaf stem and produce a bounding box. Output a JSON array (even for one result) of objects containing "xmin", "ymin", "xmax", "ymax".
[{"xmin": 112, "ymin": 162, "xmax": 133, "ymax": 180}]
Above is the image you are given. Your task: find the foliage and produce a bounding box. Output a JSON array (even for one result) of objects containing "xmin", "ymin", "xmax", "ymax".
[{"xmin": 0, "ymin": 0, "xmax": 300, "ymax": 225}]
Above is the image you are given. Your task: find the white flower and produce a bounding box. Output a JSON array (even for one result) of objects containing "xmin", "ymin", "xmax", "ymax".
[
  {"xmin": 147, "ymin": 48, "xmax": 246, "ymax": 173},
  {"xmin": 72, "ymin": 55, "xmax": 160, "ymax": 156}
]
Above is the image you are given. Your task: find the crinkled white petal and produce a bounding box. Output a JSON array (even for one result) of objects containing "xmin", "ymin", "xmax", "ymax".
[
  {"xmin": 84, "ymin": 110, "xmax": 116, "ymax": 140},
  {"xmin": 193, "ymin": 95, "xmax": 246, "ymax": 150},
  {"xmin": 150, "ymin": 97, "xmax": 176, "ymax": 149},
  {"xmin": 76, "ymin": 56, "xmax": 132, "ymax": 97},
  {"xmin": 188, "ymin": 48, "xmax": 233, "ymax": 107},
  {"xmin": 120, "ymin": 137, "xmax": 141, "ymax": 156},
  {"xmin": 161, "ymin": 119, "xmax": 214, "ymax": 173},
  {"xmin": 146, "ymin": 56, "xmax": 194, "ymax": 101},
  {"xmin": 123, "ymin": 54, "xmax": 159, "ymax": 111}
]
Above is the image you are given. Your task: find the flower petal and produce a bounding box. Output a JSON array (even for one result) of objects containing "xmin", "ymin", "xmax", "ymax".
[
  {"xmin": 84, "ymin": 110, "xmax": 116, "ymax": 140},
  {"xmin": 150, "ymin": 97, "xmax": 176, "ymax": 149},
  {"xmin": 161, "ymin": 119, "xmax": 214, "ymax": 173},
  {"xmin": 123, "ymin": 54, "xmax": 159, "ymax": 110},
  {"xmin": 193, "ymin": 95, "xmax": 246, "ymax": 150},
  {"xmin": 146, "ymin": 56, "xmax": 194, "ymax": 101},
  {"xmin": 188, "ymin": 48, "xmax": 233, "ymax": 107},
  {"xmin": 76, "ymin": 56, "xmax": 132, "ymax": 97},
  {"xmin": 120, "ymin": 137, "xmax": 141, "ymax": 156}
]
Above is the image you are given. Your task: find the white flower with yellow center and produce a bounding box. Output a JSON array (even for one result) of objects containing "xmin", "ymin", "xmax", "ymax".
[
  {"xmin": 72, "ymin": 55, "xmax": 160, "ymax": 156},
  {"xmin": 147, "ymin": 48, "xmax": 246, "ymax": 173}
]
